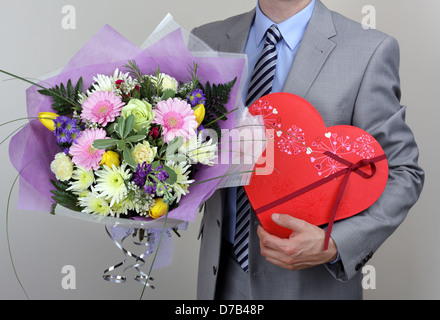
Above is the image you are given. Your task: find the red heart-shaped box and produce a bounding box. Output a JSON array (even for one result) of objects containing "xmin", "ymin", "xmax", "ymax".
[{"xmin": 245, "ymin": 93, "xmax": 388, "ymax": 239}]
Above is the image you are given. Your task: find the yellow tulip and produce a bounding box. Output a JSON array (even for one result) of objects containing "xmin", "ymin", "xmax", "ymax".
[
  {"xmin": 100, "ymin": 151, "xmax": 120, "ymax": 168},
  {"xmin": 193, "ymin": 104, "xmax": 205, "ymax": 127},
  {"xmin": 38, "ymin": 112, "xmax": 58, "ymax": 131},
  {"xmin": 149, "ymin": 198, "xmax": 169, "ymax": 219}
]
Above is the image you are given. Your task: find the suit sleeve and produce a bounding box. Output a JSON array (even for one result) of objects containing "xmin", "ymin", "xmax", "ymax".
[{"xmin": 325, "ymin": 35, "xmax": 425, "ymax": 281}]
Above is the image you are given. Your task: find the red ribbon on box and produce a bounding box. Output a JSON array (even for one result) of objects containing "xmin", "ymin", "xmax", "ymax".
[{"xmin": 254, "ymin": 151, "xmax": 387, "ymax": 250}]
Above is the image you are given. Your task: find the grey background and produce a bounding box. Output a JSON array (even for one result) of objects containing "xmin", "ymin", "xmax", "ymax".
[{"xmin": 0, "ymin": 0, "xmax": 437, "ymax": 300}]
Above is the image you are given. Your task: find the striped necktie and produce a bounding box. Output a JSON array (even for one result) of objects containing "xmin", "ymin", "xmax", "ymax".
[
  {"xmin": 233, "ymin": 25, "xmax": 282, "ymax": 272},
  {"xmin": 246, "ymin": 24, "xmax": 283, "ymax": 106}
]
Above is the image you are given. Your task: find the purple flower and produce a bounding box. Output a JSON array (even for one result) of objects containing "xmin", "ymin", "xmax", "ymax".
[
  {"xmin": 53, "ymin": 116, "xmax": 68, "ymax": 135},
  {"xmin": 132, "ymin": 162, "xmax": 170, "ymax": 197},
  {"xmin": 132, "ymin": 162, "xmax": 152, "ymax": 187},
  {"xmin": 186, "ymin": 88, "xmax": 205, "ymax": 107},
  {"xmin": 56, "ymin": 131, "xmax": 71, "ymax": 144},
  {"xmin": 63, "ymin": 117, "xmax": 79, "ymax": 134},
  {"xmin": 70, "ymin": 131, "xmax": 81, "ymax": 144},
  {"xmin": 155, "ymin": 169, "xmax": 169, "ymax": 182},
  {"xmin": 144, "ymin": 184, "xmax": 156, "ymax": 195},
  {"xmin": 53, "ymin": 115, "xmax": 81, "ymax": 146}
]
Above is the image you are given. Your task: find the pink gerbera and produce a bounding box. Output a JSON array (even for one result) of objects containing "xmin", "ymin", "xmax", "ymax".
[
  {"xmin": 81, "ymin": 91, "xmax": 124, "ymax": 126},
  {"xmin": 153, "ymin": 98, "xmax": 198, "ymax": 144},
  {"xmin": 69, "ymin": 128, "xmax": 107, "ymax": 170}
]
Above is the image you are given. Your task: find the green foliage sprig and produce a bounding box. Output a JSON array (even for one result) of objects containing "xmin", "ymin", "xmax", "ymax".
[
  {"xmin": 49, "ymin": 179, "xmax": 83, "ymax": 215},
  {"xmin": 37, "ymin": 78, "xmax": 83, "ymax": 115},
  {"xmin": 202, "ymin": 77, "xmax": 237, "ymax": 136}
]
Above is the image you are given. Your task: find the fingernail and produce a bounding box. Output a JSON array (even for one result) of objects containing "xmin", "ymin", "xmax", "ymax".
[{"xmin": 272, "ymin": 213, "xmax": 280, "ymax": 221}]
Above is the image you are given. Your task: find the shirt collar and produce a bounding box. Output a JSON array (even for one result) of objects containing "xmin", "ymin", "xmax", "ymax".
[{"xmin": 254, "ymin": 0, "xmax": 316, "ymax": 50}]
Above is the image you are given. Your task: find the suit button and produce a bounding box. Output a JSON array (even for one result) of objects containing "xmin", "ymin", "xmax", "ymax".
[{"xmin": 213, "ymin": 266, "xmax": 217, "ymax": 275}]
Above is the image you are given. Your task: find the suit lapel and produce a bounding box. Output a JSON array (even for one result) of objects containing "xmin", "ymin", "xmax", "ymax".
[
  {"xmin": 283, "ymin": 0, "xmax": 336, "ymax": 98},
  {"xmin": 220, "ymin": 9, "xmax": 256, "ymax": 53},
  {"xmin": 218, "ymin": 1, "xmax": 337, "ymax": 99}
]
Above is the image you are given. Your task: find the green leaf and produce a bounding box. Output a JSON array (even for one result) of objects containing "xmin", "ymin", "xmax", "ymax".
[
  {"xmin": 167, "ymin": 136, "xmax": 184, "ymax": 149},
  {"xmin": 106, "ymin": 122, "xmax": 117, "ymax": 135},
  {"xmin": 126, "ymin": 135, "xmax": 146, "ymax": 143},
  {"xmin": 92, "ymin": 139, "xmax": 118, "ymax": 149},
  {"xmin": 123, "ymin": 114, "xmax": 136, "ymax": 138},
  {"xmin": 165, "ymin": 136, "xmax": 185, "ymax": 162},
  {"xmin": 158, "ymin": 142, "xmax": 167, "ymax": 157},
  {"xmin": 117, "ymin": 140, "xmax": 126, "ymax": 151},
  {"xmin": 161, "ymin": 89, "xmax": 175, "ymax": 100},
  {"xmin": 162, "ymin": 164, "xmax": 177, "ymax": 185},
  {"xmin": 151, "ymin": 161, "xmax": 161, "ymax": 170},
  {"xmin": 49, "ymin": 179, "xmax": 82, "ymax": 212},
  {"xmin": 117, "ymin": 116, "xmax": 126, "ymax": 138},
  {"xmin": 123, "ymin": 60, "xmax": 144, "ymax": 82},
  {"xmin": 131, "ymin": 89, "xmax": 140, "ymax": 99},
  {"xmin": 50, "ymin": 203, "xmax": 57, "ymax": 215},
  {"xmin": 123, "ymin": 146, "xmax": 137, "ymax": 168},
  {"xmin": 75, "ymin": 77, "xmax": 83, "ymax": 96},
  {"xmin": 136, "ymin": 127, "xmax": 149, "ymax": 137},
  {"xmin": 202, "ymin": 77, "xmax": 237, "ymax": 136}
]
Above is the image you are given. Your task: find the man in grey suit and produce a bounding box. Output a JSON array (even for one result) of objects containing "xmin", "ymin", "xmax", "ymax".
[{"xmin": 192, "ymin": 0, "xmax": 424, "ymax": 299}]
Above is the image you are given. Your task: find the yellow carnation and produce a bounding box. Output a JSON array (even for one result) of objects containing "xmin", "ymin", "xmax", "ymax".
[
  {"xmin": 50, "ymin": 152, "xmax": 73, "ymax": 181},
  {"xmin": 132, "ymin": 141, "xmax": 157, "ymax": 164}
]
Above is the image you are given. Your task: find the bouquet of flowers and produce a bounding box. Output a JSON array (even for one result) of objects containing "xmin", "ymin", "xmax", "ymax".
[
  {"xmin": 38, "ymin": 61, "xmax": 235, "ymax": 221},
  {"xmin": 2, "ymin": 15, "xmax": 266, "ymax": 296}
]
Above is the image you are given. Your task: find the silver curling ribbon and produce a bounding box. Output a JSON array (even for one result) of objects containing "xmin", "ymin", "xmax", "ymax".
[{"xmin": 102, "ymin": 225, "xmax": 155, "ymax": 288}]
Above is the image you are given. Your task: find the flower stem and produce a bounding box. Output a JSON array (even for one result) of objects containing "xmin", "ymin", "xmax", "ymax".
[{"xmin": 139, "ymin": 211, "xmax": 169, "ymax": 300}]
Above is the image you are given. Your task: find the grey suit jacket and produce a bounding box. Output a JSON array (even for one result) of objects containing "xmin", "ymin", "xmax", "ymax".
[{"xmin": 192, "ymin": 0, "xmax": 424, "ymax": 300}]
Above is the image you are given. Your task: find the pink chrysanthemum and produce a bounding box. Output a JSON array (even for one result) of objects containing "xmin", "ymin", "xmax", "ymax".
[
  {"xmin": 153, "ymin": 98, "xmax": 198, "ymax": 144},
  {"xmin": 69, "ymin": 128, "xmax": 107, "ymax": 171},
  {"xmin": 81, "ymin": 91, "xmax": 124, "ymax": 126}
]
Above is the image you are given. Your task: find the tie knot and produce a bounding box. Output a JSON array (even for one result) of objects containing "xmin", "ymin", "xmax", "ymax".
[{"xmin": 266, "ymin": 25, "xmax": 282, "ymax": 46}]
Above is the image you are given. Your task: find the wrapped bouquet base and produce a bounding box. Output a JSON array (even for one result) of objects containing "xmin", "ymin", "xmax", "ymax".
[{"xmin": 4, "ymin": 14, "xmax": 266, "ymax": 296}]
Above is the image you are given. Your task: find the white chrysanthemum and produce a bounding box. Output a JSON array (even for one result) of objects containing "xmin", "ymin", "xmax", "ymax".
[
  {"xmin": 165, "ymin": 160, "xmax": 194, "ymax": 203},
  {"xmin": 78, "ymin": 190, "xmax": 112, "ymax": 216},
  {"xmin": 178, "ymin": 132, "xmax": 218, "ymax": 166},
  {"xmin": 88, "ymin": 74, "xmax": 114, "ymax": 93},
  {"xmin": 87, "ymin": 68, "xmax": 138, "ymax": 97},
  {"xmin": 67, "ymin": 166, "xmax": 95, "ymax": 194},
  {"xmin": 195, "ymin": 139, "xmax": 218, "ymax": 166},
  {"xmin": 50, "ymin": 152, "xmax": 74, "ymax": 181},
  {"xmin": 75, "ymin": 190, "xmax": 92, "ymax": 198},
  {"xmin": 110, "ymin": 198, "xmax": 133, "ymax": 217},
  {"xmin": 94, "ymin": 163, "xmax": 131, "ymax": 207},
  {"xmin": 77, "ymin": 92, "xmax": 88, "ymax": 105}
]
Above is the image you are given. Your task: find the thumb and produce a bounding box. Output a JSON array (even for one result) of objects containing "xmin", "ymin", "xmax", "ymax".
[{"xmin": 272, "ymin": 213, "xmax": 307, "ymax": 233}]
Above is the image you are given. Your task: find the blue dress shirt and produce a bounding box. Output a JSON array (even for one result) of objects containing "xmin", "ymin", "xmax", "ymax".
[{"xmin": 224, "ymin": 0, "xmax": 316, "ymax": 244}]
